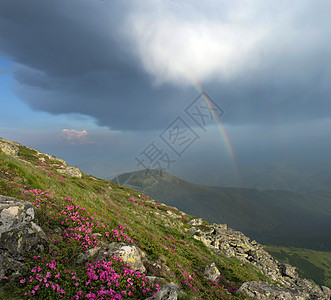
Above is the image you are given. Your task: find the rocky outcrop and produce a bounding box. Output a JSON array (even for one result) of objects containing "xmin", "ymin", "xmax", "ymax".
[
  {"xmin": 203, "ymin": 262, "xmax": 221, "ymax": 282},
  {"xmin": 56, "ymin": 165, "xmax": 82, "ymax": 178},
  {"xmin": 96, "ymin": 242, "xmax": 146, "ymax": 273},
  {"xmin": 0, "ymin": 138, "xmax": 19, "ymax": 156},
  {"xmin": 0, "ymin": 138, "xmax": 82, "ymax": 178},
  {"xmin": 38, "ymin": 152, "xmax": 66, "ymax": 165},
  {"xmin": 41, "ymin": 152, "xmax": 82, "ymax": 178},
  {"xmin": 237, "ymin": 281, "xmax": 309, "ymax": 299},
  {"xmin": 0, "ymin": 195, "xmax": 46, "ymax": 280},
  {"xmin": 188, "ymin": 219, "xmax": 331, "ymax": 300},
  {"xmin": 187, "ymin": 218, "xmax": 203, "ymax": 226}
]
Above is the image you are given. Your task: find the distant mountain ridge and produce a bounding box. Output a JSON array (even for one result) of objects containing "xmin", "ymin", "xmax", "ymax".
[
  {"xmin": 112, "ymin": 169, "xmax": 331, "ymax": 251},
  {"xmin": 177, "ymin": 161, "xmax": 331, "ymax": 193},
  {"xmin": 0, "ymin": 137, "xmax": 330, "ymax": 298}
]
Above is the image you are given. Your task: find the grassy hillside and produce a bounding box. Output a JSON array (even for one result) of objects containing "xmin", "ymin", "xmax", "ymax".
[
  {"xmin": 112, "ymin": 170, "xmax": 331, "ymax": 251},
  {"xmin": 264, "ymin": 245, "xmax": 331, "ymax": 288},
  {"xmin": 0, "ymin": 141, "xmax": 270, "ymax": 299}
]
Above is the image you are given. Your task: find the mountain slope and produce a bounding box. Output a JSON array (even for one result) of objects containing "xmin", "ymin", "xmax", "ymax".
[
  {"xmin": 112, "ymin": 170, "xmax": 331, "ymax": 251},
  {"xmin": 0, "ymin": 138, "xmax": 269, "ymax": 299},
  {"xmin": 0, "ymin": 137, "xmax": 330, "ymax": 299}
]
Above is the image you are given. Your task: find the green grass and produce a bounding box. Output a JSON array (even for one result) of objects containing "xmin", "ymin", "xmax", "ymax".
[
  {"xmin": 0, "ymin": 287, "xmax": 22, "ymax": 300},
  {"xmin": 265, "ymin": 245, "xmax": 331, "ymax": 288},
  {"xmin": 0, "ymin": 145, "xmax": 269, "ymax": 299},
  {"xmin": 17, "ymin": 146, "xmax": 39, "ymax": 165}
]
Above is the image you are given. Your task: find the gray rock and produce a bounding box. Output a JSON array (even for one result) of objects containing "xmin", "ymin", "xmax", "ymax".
[
  {"xmin": 203, "ymin": 263, "xmax": 220, "ymax": 282},
  {"xmin": 97, "ymin": 242, "xmax": 146, "ymax": 273},
  {"xmin": 0, "ymin": 196, "xmax": 34, "ymax": 233},
  {"xmin": 0, "ymin": 139, "xmax": 19, "ymax": 156},
  {"xmin": 30, "ymin": 221, "xmax": 47, "ymax": 240},
  {"xmin": 56, "ymin": 165, "xmax": 82, "ymax": 178},
  {"xmin": 187, "ymin": 218, "xmax": 203, "ymax": 226},
  {"xmin": 279, "ymin": 263, "xmax": 298, "ymax": 279},
  {"xmin": 166, "ymin": 210, "xmax": 181, "ymax": 218},
  {"xmin": 295, "ymin": 278, "xmax": 331, "ymax": 300},
  {"xmin": 237, "ymin": 281, "xmax": 308, "ymax": 300},
  {"xmin": 188, "ymin": 227, "xmax": 201, "ymax": 235},
  {"xmin": 146, "ymin": 282, "xmax": 186, "ymax": 300},
  {"xmin": 0, "ymin": 195, "xmax": 46, "ymax": 280},
  {"xmin": 321, "ymin": 286, "xmax": 331, "ymax": 298},
  {"xmin": 77, "ymin": 247, "xmax": 101, "ymax": 264}
]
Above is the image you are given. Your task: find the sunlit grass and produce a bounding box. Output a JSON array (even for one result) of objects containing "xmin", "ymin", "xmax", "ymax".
[{"xmin": 0, "ymin": 148, "xmax": 267, "ymax": 299}]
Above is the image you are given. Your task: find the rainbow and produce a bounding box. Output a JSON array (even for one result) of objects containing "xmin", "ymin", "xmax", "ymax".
[{"xmin": 191, "ymin": 81, "xmax": 241, "ymax": 187}]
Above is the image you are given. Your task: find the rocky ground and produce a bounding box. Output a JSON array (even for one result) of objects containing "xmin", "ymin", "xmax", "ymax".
[
  {"xmin": 189, "ymin": 218, "xmax": 331, "ymax": 299},
  {"xmin": 1, "ymin": 195, "xmax": 330, "ymax": 299}
]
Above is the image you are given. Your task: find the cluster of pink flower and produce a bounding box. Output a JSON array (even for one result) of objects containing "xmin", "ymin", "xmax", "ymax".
[
  {"xmin": 24, "ymin": 188, "xmax": 54, "ymax": 208},
  {"xmin": 127, "ymin": 197, "xmax": 139, "ymax": 206},
  {"xmin": 25, "ymin": 188, "xmax": 135, "ymax": 251},
  {"xmin": 24, "ymin": 188, "xmax": 53, "ymax": 198},
  {"xmin": 162, "ymin": 235, "xmax": 177, "ymax": 253},
  {"xmin": 23, "ymin": 256, "xmax": 66, "ymax": 298},
  {"xmin": 21, "ymin": 254, "xmax": 159, "ymax": 299},
  {"xmin": 176, "ymin": 265, "xmax": 197, "ymax": 291},
  {"xmin": 106, "ymin": 223, "xmax": 134, "ymax": 243},
  {"xmin": 57, "ymin": 203, "xmax": 102, "ymax": 250}
]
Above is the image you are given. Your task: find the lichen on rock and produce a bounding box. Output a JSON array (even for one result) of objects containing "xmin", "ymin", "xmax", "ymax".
[
  {"xmin": 96, "ymin": 242, "xmax": 146, "ymax": 273},
  {"xmin": 56, "ymin": 165, "xmax": 82, "ymax": 178},
  {"xmin": 0, "ymin": 195, "xmax": 46, "ymax": 280},
  {"xmin": 0, "ymin": 139, "xmax": 19, "ymax": 156},
  {"xmin": 203, "ymin": 262, "xmax": 221, "ymax": 282}
]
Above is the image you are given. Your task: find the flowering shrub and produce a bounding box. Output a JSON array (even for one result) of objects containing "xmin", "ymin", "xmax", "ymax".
[
  {"xmin": 24, "ymin": 189, "xmax": 134, "ymax": 251},
  {"xmin": 0, "ymin": 150, "xmax": 267, "ymax": 300},
  {"xmin": 20, "ymin": 254, "xmax": 159, "ymax": 299}
]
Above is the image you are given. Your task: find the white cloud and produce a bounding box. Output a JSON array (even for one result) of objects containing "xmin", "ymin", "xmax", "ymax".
[
  {"xmin": 127, "ymin": 0, "xmax": 280, "ymax": 85},
  {"xmin": 126, "ymin": 0, "xmax": 316, "ymax": 86},
  {"xmin": 61, "ymin": 129, "xmax": 94, "ymax": 145}
]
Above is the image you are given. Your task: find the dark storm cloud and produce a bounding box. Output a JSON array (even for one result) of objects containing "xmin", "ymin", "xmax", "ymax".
[
  {"xmin": 0, "ymin": 0, "xmax": 186, "ymax": 130},
  {"xmin": 1, "ymin": 0, "xmax": 331, "ymax": 130}
]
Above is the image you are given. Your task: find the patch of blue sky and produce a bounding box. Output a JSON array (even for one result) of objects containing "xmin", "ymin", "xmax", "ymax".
[{"xmin": 0, "ymin": 56, "xmax": 98, "ymax": 132}]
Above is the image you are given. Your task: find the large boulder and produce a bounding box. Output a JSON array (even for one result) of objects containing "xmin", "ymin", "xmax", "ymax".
[
  {"xmin": 0, "ymin": 139, "xmax": 19, "ymax": 156},
  {"xmin": 0, "ymin": 196, "xmax": 34, "ymax": 232},
  {"xmin": 279, "ymin": 263, "xmax": 299, "ymax": 280},
  {"xmin": 97, "ymin": 242, "xmax": 146, "ymax": 273},
  {"xmin": 56, "ymin": 165, "xmax": 82, "ymax": 178},
  {"xmin": 203, "ymin": 262, "xmax": 220, "ymax": 282},
  {"xmin": 0, "ymin": 195, "xmax": 46, "ymax": 280}
]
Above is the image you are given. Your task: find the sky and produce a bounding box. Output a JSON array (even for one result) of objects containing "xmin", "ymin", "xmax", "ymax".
[{"xmin": 0, "ymin": 0, "xmax": 331, "ymax": 184}]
